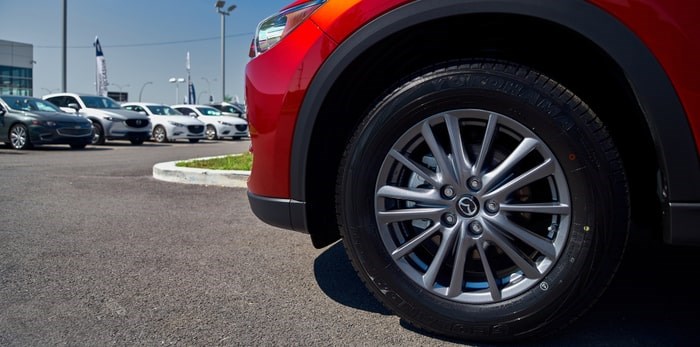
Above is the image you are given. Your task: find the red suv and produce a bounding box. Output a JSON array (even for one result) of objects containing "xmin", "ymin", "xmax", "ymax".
[{"xmin": 245, "ymin": 0, "xmax": 700, "ymax": 342}]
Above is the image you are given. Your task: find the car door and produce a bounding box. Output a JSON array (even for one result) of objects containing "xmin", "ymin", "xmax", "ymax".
[{"xmin": 0, "ymin": 102, "xmax": 8, "ymax": 142}]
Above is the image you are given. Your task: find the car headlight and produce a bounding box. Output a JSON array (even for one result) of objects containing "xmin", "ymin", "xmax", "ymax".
[
  {"xmin": 219, "ymin": 121, "xmax": 234, "ymax": 126},
  {"xmin": 251, "ymin": 0, "xmax": 326, "ymax": 57},
  {"xmin": 32, "ymin": 120, "xmax": 57, "ymax": 127},
  {"xmin": 168, "ymin": 121, "xmax": 185, "ymax": 127}
]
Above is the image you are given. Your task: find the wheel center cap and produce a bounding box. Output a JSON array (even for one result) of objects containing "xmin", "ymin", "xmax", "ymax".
[{"xmin": 457, "ymin": 195, "xmax": 480, "ymax": 217}]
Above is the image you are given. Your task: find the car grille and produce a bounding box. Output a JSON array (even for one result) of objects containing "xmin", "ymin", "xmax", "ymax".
[
  {"xmin": 188, "ymin": 125, "xmax": 204, "ymax": 133},
  {"xmin": 235, "ymin": 124, "xmax": 248, "ymax": 131},
  {"xmin": 57, "ymin": 127, "xmax": 92, "ymax": 136},
  {"xmin": 125, "ymin": 119, "xmax": 150, "ymax": 128}
]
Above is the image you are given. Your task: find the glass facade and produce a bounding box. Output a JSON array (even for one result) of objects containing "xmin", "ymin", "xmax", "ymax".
[
  {"xmin": 0, "ymin": 65, "xmax": 33, "ymax": 96},
  {"xmin": 0, "ymin": 40, "xmax": 34, "ymax": 96}
]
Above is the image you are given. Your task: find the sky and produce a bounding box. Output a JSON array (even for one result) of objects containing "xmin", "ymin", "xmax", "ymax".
[{"xmin": 0, "ymin": 0, "xmax": 293, "ymax": 105}]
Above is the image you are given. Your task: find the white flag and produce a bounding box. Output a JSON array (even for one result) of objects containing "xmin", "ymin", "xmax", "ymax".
[{"xmin": 94, "ymin": 36, "xmax": 109, "ymax": 97}]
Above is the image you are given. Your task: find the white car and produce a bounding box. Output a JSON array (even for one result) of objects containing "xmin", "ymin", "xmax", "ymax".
[
  {"xmin": 171, "ymin": 104, "xmax": 249, "ymax": 141},
  {"xmin": 121, "ymin": 102, "xmax": 206, "ymax": 143},
  {"xmin": 208, "ymin": 101, "xmax": 247, "ymax": 120},
  {"xmin": 43, "ymin": 92, "xmax": 151, "ymax": 145}
]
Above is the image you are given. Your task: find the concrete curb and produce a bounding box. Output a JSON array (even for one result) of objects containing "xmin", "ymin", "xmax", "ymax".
[{"xmin": 152, "ymin": 155, "xmax": 250, "ymax": 188}]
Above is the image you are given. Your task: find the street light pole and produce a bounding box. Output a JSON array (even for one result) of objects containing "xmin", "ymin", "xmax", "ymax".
[
  {"xmin": 169, "ymin": 77, "xmax": 185, "ymax": 104},
  {"xmin": 201, "ymin": 77, "xmax": 212, "ymax": 101},
  {"xmin": 112, "ymin": 83, "xmax": 129, "ymax": 92},
  {"xmin": 62, "ymin": 0, "xmax": 67, "ymax": 92},
  {"xmin": 215, "ymin": 1, "xmax": 236, "ymax": 102},
  {"xmin": 139, "ymin": 81, "xmax": 153, "ymax": 102}
]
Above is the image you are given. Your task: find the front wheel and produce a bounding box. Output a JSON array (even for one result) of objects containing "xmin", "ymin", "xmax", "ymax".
[
  {"xmin": 336, "ymin": 60, "xmax": 630, "ymax": 342},
  {"xmin": 205, "ymin": 125, "xmax": 217, "ymax": 140},
  {"xmin": 152, "ymin": 125, "xmax": 168, "ymax": 143},
  {"xmin": 91, "ymin": 122, "xmax": 105, "ymax": 145},
  {"xmin": 9, "ymin": 123, "xmax": 32, "ymax": 149}
]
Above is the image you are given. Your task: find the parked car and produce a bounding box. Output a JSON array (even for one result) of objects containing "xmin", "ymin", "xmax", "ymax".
[
  {"xmin": 171, "ymin": 104, "xmax": 248, "ymax": 140},
  {"xmin": 244, "ymin": 0, "xmax": 700, "ymax": 343},
  {"xmin": 121, "ymin": 102, "xmax": 206, "ymax": 143},
  {"xmin": 43, "ymin": 92, "xmax": 150, "ymax": 145},
  {"xmin": 208, "ymin": 101, "xmax": 247, "ymax": 119},
  {"xmin": 0, "ymin": 95, "xmax": 93, "ymax": 150}
]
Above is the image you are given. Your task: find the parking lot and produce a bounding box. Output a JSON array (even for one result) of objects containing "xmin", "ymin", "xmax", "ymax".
[{"xmin": 1, "ymin": 140, "xmax": 699, "ymax": 346}]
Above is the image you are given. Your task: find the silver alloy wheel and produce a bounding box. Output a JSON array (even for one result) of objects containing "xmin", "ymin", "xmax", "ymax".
[
  {"xmin": 206, "ymin": 125, "xmax": 217, "ymax": 140},
  {"xmin": 91, "ymin": 124, "xmax": 102, "ymax": 144},
  {"xmin": 153, "ymin": 126, "xmax": 166, "ymax": 142},
  {"xmin": 10, "ymin": 124, "xmax": 28, "ymax": 149},
  {"xmin": 375, "ymin": 109, "xmax": 571, "ymax": 304}
]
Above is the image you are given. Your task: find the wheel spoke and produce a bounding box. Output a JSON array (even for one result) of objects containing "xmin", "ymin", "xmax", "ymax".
[
  {"xmin": 391, "ymin": 222, "xmax": 442, "ymax": 260},
  {"xmin": 421, "ymin": 121, "xmax": 457, "ymax": 185},
  {"xmin": 377, "ymin": 207, "xmax": 444, "ymax": 224},
  {"xmin": 486, "ymin": 215, "xmax": 557, "ymax": 259},
  {"xmin": 444, "ymin": 113, "xmax": 471, "ymax": 183},
  {"xmin": 482, "ymin": 137, "xmax": 539, "ymax": 193},
  {"xmin": 483, "ymin": 222, "xmax": 543, "ymax": 279},
  {"xmin": 472, "ymin": 112, "xmax": 499, "ymax": 176},
  {"xmin": 483, "ymin": 158, "xmax": 555, "ymax": 201},
  {"xmin": 377, "ymin": 185, "xmax": 446, "ymax": 205},
  {"xmin": 388, "ymin": 149, "xmax": 441, "ymax": 187},
  {"xmin": 475, "ymin": 239, "xmax": 503, "ymax": 301},
  {"xmin": 422, "ymin": 224, "xmax": 459, "ymax": 289},
  {"xmin": 446, "ymin": 223, "xmax": 473, "ymax": 297},
  {"xmin": 500, "ymin": 202, "xmax": 570, "ymax": 215}
]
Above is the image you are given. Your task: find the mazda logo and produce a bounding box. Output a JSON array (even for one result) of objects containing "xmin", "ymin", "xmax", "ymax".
[{"xmin": 457, "ymin": 196, "xmax": 480, "ymax": 217}]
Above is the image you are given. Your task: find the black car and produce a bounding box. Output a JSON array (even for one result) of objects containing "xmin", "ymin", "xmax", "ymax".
[{"xmin": 0, "ymin": 95, "xmax": 93, "ymax": 149}]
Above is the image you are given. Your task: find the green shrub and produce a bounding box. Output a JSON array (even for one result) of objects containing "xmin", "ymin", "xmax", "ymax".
[{"xmin": 176, "ymin": 152, "xmax": 252, "ymax": 170}]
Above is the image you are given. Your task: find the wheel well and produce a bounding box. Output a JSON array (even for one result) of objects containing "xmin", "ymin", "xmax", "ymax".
[{"xmin": 305, "ymin": 13, "xmax": 661, "ymax": 248}]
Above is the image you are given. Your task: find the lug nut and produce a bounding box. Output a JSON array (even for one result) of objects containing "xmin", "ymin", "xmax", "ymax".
[
  {"xmin": 442, "ymin": 185, "xmax": 456, "ymax": 199},
  {"xmin": 469, "ymin": 221, "xmax": 483, "ymax": 234},
  {"xmin": 485, "ymin": 200, "xmax": 499, "ymax": 213},
  {"xmin": 443, "ymin": 213, "xmax": 457, "ymax": 226},
  {"xmin": 467, "ymin": 177, "xmax": 481, "ymax": 191}
]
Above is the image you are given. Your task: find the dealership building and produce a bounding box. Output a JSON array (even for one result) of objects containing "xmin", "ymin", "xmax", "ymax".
[{"xmin": 0, "ymin": 39, "xmax": 34, "ymax": 96}]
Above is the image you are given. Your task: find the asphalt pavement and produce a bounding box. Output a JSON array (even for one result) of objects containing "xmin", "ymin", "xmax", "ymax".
[{"xmin": 2, "ymin": 140, "xmax": 700, "ymax": 346}]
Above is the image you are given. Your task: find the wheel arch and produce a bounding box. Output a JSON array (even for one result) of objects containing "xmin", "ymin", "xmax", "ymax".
[{"xmin": 293, "ymin": 0, "xmax": 699, "ymax": 248}]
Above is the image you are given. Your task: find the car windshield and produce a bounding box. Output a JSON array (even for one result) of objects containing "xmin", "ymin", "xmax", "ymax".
[
  {"xmin": 80, "ymin": 96, "xmax": 121, "ymax": 109},
  {"xmin": 147, "ymin": 105, "xmax": 183, "ymax": 116},
  {"xmin": 196, "ymin": 106, "xmax": 223, "ymax": 116},
  {"xmin": 221, "ymin": 105, "xmax": 243, "ymax": 113},
  {"xmin": 1, "ymin": 96, "xmax": 63, "ymax": 112}
]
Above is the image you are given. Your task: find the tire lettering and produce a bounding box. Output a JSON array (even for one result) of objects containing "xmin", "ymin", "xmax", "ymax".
[{"xmin": 450, "ymin": 323, "xmax": 510, "ymax": 336}]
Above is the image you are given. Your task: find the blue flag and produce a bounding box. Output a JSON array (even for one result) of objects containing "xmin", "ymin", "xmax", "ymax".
[
  {"xmin": 188, "ymin": 82, "xmax": 196, "ymax": 104},
  {"xmin": 94, "ymin": 36, "xmax": 109, "ymax": 97}
]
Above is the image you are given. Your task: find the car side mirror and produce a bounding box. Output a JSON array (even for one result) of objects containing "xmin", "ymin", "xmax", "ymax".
[
  {"xmin": 189, "ymin": 112, "xmax": 198, "ymax": 117},
  {"xmin": 67, "ymin": 103, "xmax": 81, "ymax": 111},
  {"xmin": 0, "ymin": 106, "xmax": 5, "ymax": 116}
]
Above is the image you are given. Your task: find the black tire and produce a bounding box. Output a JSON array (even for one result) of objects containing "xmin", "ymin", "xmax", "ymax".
[
  {"xmin": 188, "ymin": 139, "xmax": 200, "ymax": 143},
  {"xmin": 152, "ymin": 125, "xmax": 168, "ymax": 143},
  {"xmin": 205, "ymin": 125, "xmax": 217, "ymax": 140},
  {"xmin": 9, "ymin": 123, "xmax": 32, "ymax": 149},
  {"xmin": 69, "ymin": 143, "xmax": 87, "ymax": 149},
  {"xmin": 232, "ymin": 136, "xmax": 241, "ymax": 141},
  {"xmin": 336, "ymin": 60, "xmax": 630, "ymax": 342},
  {"xmin": 130, "ymin": 138, "xmax": 145, "ymax": 145},
  {"xmin": 91, "ymin": 122, "xmax": 105, "ymax": 145}
]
